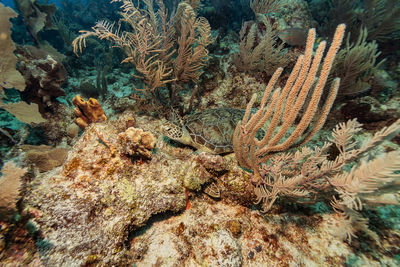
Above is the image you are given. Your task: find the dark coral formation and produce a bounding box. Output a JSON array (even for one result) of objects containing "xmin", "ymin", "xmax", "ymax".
[{"xmin": 16, "ymin": 45, "xmax": 67, "ymax": 113}]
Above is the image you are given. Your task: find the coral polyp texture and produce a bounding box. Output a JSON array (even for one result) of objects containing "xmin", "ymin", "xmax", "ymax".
[{"xmin": 1, "ymin": 0, "xmax": 400, "ymax": 265}]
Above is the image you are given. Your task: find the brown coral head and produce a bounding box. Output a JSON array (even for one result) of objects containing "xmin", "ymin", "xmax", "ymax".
[
  {"xmin": 140, "ymin": 132, "xmax": 156, "ymax": 149},
  {"xmin": 118, "ymin": 127, "xmax": 156, "ymax": 158}
]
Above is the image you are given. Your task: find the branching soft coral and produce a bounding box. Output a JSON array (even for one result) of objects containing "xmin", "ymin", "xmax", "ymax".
[
  {"xmin": 72, "ymin": 0, "xmax": 212, "ymax": 108},
  {"xmin": 329, "ymin": 28, "xmax": 384, "ymax": 97},
  {"xmin": 319, "ymin": 0, "xmax": 400, "ymax": 43},
  {"xmin": 252, "ymin": 119, "xmax": 400, "ymax": 241},
  {"xmin": 233, "ymin": 23, "xmax": 400, "ymax": 241},
  {"xmin": 233, "ymin": 14, "xmax": 288, "ymax": 75}
]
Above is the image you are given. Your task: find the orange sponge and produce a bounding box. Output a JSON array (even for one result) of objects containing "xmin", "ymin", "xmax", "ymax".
[{"xmin": 72, "ymin": 95, "xmax": 107, "ymax": 129}]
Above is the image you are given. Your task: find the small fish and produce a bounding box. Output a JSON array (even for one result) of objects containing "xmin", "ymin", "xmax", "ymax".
[{"xmin": 278, "ymin": 28, "xmax": 308, "ymax": 46}]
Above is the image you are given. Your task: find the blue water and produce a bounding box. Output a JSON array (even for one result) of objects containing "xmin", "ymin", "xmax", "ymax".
[{"xmin": 2, "ymin": 0, "xmax": 62, "ymax": 8}]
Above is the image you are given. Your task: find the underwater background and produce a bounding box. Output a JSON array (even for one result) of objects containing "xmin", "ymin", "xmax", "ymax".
[{"xmin": 0, "ymin": 0, "xmax": 400, "ymax": 266}]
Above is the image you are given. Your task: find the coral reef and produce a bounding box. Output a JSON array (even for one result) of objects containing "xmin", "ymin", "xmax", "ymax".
[
  {"xmin": 0, "ymin": 220, "xmax": 42, "ymax": 265},
  {"xmin": 1, "ymin": 0, "xmax": 400, "ymax": 265},
  {"xmin": 0, "ymin": 101, "xmax": 46, "ymax": 124},
  {"xmin": 13, "ymin": 0, "xmax": 65, "ymax": 61},
  {"xmin": 200, "ymin": 72, "xmax": 266, "ymax": 109},
  {"xmin": 117, "ymin": 127, "xmax": 156, "ymax": 158},
  {"xmin": 72, "ymin": 0, "xmax": 212, "ymax": 108},
  {"xmin": 0, "ymin": 3, "xmax": 25, "ymax": 92},
  {"xmin": 22, "ymin": 112, "xmax": 256, "ymax": 265},
  {"xmin": 0, "ymin": 162, "xmax": 26, "ymax": 218},
  {"xmin": 66, "ymin": 123, "xmax": 79, "ymax": 139},
  {"xmin": 24, "ymin": 122, "xmax": 184, "ymax": 264},
  {"xmin": 235, "ymin": 24, "xmax": 346, "ymax": 180},
  {"xmin": 0, "ymin": 4, "xmax": 49, "ymax": 129},
  {"xmin": 21, "ymin": 145, "xmax": 68, "ymax": 173},
  {"xmin": 128, "ymin": 199, "xmax": 400, "ymax": 266},
  {"xmin": 16, "ymin": 45, "xmax": 67, "ymax": 113},
  {"xmin": 233, "ymin": 15, "xmax": 289, "ymax": 75},
  {"xmin": 274, "ymin": 0, "xmax": 312, "ymax": 30},
  {"xmin": 330, "ymin": 28, "xmax": 384, "ymax": 97},
  {"xmin": 0, "ymin": 3, "xmax": 45, "ymax": 125},
  {"xmin": 13, "ymin": 0, "xmax": 56, "ymax": 42}
]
